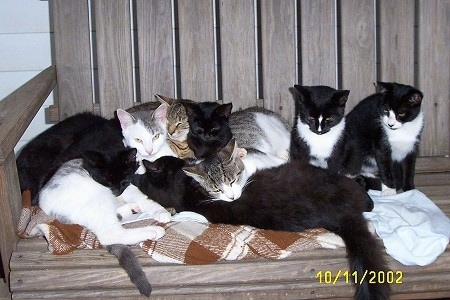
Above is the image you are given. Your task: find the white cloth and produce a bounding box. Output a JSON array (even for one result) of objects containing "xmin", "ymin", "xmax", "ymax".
[{"xmin": 364, "ymin": 189, "xmax": 450, "ymax": 266}]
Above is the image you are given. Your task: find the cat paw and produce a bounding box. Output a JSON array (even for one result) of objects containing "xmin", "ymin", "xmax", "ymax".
[
  {"xmin": 381, "ymin": 187, "xmax": 397, "ymax": 196},
  {"xmin": 151, "ymin": 210, "xmax": 172, "ymax": 223},
  {"xmin": 116, "ymin": 203, "xmax": 139, "ymax": 220},
  {"xmin": 144, "ymin": 225, "xmax": 165, "ymax": 241}
]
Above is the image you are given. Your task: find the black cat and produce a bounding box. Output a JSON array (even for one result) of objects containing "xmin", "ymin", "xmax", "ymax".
[
  {"xmin": 135, "ymin": 155, "xmax": 390, "ymax": 300},
  {"xmin": 289, "ymin": 85, "xmax": 352, "ymax": 175},
  {"xmin": 345, "ymin": 81, "xmax": 424, "ymax": 194},
  {"xmin": 183, "ymin": 101, "xmax": 233, "ymax": 158},
  {"xmin": 16, "ymin": 112, "xmax": 125, "ymax": 204}
]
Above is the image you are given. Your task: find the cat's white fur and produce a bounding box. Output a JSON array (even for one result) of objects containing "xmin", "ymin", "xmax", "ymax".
[
  {"xmin": 296, "ymin": 117, "xmax": 346, "ymax": 168},
  {"xmin": 39, "ymin": 159, "xmax": 167, "ymax": 245},
  {"xmin": 382, "ymin": 110, "xmax": 424, "ymax": 162},
  {"xmin": 117, "ymin": 104, "xmax": 176, "ymax": 174}
]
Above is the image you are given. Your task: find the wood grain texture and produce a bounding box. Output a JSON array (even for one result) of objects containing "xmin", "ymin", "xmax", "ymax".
[
  {"xmin": 178, "ymin": 0, "xmax": 216, "ymax": 102},
  {"xmin": 417, "ymin": 0, "xmax": 450, "ymax": 156},
  {"xmin": 260, "ymin": 0, "xmax": 297, "ymax": 123},
  {"xmin": 95, "ymin": 0, "xmax": 134, "ymax": 117},
  {"xmin": 52, "ymin": 0, "xmax": 93, "ymax": 119},
  {"xmin": 300, "ymin": 0, "xmax": 337, "ymax": 87},
  {"xmin": 136, "ymin": 0, "xmax": 175, "ymax": 102},
  {"xmin": 378, "ymin": 0, "xmax": 415, "ymax": 85},
  {"xmin": 339, "ymin": 0, "xmax": 376, "ymax": 111},
  {"xmin": 219, "ymin": 0, "xmax": 257, "ymax": 109}
]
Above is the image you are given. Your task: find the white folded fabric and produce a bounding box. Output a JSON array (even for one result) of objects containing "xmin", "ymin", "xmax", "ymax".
[{"xmin": 364, "ymin": 189, "xmax": 450, "ymax": 266}]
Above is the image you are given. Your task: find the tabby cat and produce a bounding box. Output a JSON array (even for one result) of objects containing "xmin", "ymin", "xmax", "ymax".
[
  {"xmin": 290, "ymin": 85, "xmax": 351, "ymax": 174},
  {"xmin": 135, "ymin": 147, "xmax": 390, "ymax": 300},
  {"xmin": 345, "ymin": 81, "xmax": 424, "ymax": 195},
  {"xmin": 183, "ymin": 101, "xmax": 233, "ymax": 158}
]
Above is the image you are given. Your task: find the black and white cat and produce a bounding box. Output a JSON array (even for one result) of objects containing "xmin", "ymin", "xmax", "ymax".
[
  {"xmin": 345, "ymin": 81, "xmax": 424, "ymax": 195},
  {"xmin": 289, "ymin": 85, "xmax": 350, "ymax": 174},
  {"xmin": 135, "ymin": 148, "xmax": 390, "ymax": 300},
  {"xmin": 183, "ymin": 101, "xmax": 233, "ymax": 158}
]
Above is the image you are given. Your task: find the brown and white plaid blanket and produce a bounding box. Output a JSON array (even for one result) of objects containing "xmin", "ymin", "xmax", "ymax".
[{"xmin": 18, "ymin": 191, "xmax": 344, "ymax": 264}]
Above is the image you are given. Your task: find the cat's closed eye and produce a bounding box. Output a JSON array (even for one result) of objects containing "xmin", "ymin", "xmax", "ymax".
[
  {"xmin": 210, "ymin": 126, "xmax": 220, "ymax": 133},
  {"xmin": 308, "ymin": 116, "xmax": 315, "ymax": 121},
  {"xmin": 398, "ymin": 112, "xmax": 406, "ymax": 117}
]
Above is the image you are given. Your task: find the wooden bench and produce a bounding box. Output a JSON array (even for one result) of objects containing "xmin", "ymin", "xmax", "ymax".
[{"xmin": 1, "ymin": 1, "xmax": 449, "ymax": 298}]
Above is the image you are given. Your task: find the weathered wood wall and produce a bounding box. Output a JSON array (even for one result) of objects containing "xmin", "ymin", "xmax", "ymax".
[{"xmin": 50, "ymin": 0, "xmax": 450, "ymax": 156}]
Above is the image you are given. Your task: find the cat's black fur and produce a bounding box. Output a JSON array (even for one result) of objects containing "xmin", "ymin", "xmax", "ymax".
[
  {"xmin": 17, "ymin": 112, "xmax": 125, "ymax": 204},
  {"xmin": 344, "ymin": 81, "xmax": 424, "ymax": 191},
  {"xmin": 183, "ymin": 101, "xmax": 233, "ymax": 158},
  {"xmin": 289, "ymin": 85, "xmax": 352, "ymax": 174},
  {"xmin": 135, "ymin": 156, "xmax": 390, "ymax": 300}
]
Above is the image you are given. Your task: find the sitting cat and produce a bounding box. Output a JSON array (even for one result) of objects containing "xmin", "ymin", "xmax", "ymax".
[
  {"xmin": 345, "ymin": 81, "xmax": 424, "ymax": 195},
  {"xmin": 135, "ymin": 151, "xmax": 390, "ymax": 300},
  {"xmin": 118, "ymin": 103, "xmax": 176, "ymax": 173},
  {"xmin": 289, "ymin": 85, "xmax": 351, "ymax": 174},
  {"xmin": 155, "ymin": 94, "xmax": 196, "ymax": 159},
  {"xmin": 230, "ymin": 106, "xmax": 291, "ymax": 160},
  {"xmin": 183, "ymin": 101, "xmax": 233, "ymax": 158}
]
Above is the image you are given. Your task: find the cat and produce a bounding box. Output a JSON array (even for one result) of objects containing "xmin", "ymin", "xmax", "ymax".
[
  {"xmin": 230, "ymin": 106, "xmax": 291, "ymax": 160},
  {"xmin": 155, "ymin": 94, "xmax": 196, "ymax": 159},
  {"xmin": 118, "ymin": 102, "xmax": 176, "ymax": 173},
  {"xmin": 16, "ymin": 112, "xmax": 125, "ymax": 205},
  {"xmin": 183, "ymin": 101, "xmax": 233, "ymax": 158},
  {"xmin": 344, "ymin": 81, "xmax": 424, "ymax": 195},
  {"xmin": 289, "ymin": 85, "xmax": 351, "ymax": 174},
  {"xmin": 135, "ymin": 150, "xmax": 390, "ymax": 300}
]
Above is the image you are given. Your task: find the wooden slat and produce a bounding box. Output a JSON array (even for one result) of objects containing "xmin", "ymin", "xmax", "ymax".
[
  {"xmin": 52, "ymin": 0, "xmax": 93, "ymax": 119},
  {"xmin": 415, "ymin": 156, "xmax": 450, "ymax": 173},
  {"xmin": 417, "ymin": 0, "xmax": 450, "ymax": 157},
  {"xmin": 95, "ymin": 0, "xmax": 134, "ymax": 117},
  {"xmin": 339, "ymin": 0, "xmax": 376, "ymax": 111},
  {"xmin": 219, "ymin": 0, "xmax": 257, "ymax": 109},
  {"xmin": 178, "ymin": 0, "xmax": 216, "ymax": 102},
  {"xmin": 136, "ymin": 0, "xmax": 175, "ymax": 102},
  {"xmin": 300, "ymin": 0, "xmax": 337, "ymax": 87},
  {"xmin": 378, "ymin": 0, "xmax": 415, "ymax": 85},
  {"xmin": 260, "ymin": 0, "xmax": 297, "ymax": 123}
]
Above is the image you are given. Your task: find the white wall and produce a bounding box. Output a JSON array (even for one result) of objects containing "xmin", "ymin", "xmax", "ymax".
[{"xmin": 0, "ymin": 0, "xmax": 54, "ymax": 152}]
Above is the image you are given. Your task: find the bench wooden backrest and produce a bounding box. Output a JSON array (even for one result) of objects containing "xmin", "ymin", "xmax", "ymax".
[{"xmin": 1, "ymin": 0, "xmax": 449, "ymax": 280}]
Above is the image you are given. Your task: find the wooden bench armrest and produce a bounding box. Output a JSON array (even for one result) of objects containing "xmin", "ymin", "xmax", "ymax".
[{"xmin": 0, "ymin": 65, "xmax": 56, "ymax": 280}]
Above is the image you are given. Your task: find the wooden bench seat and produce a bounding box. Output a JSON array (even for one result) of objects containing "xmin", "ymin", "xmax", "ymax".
[{"xmin": 8, "ymin": 157, "xmax": 450, "ymax": 299}]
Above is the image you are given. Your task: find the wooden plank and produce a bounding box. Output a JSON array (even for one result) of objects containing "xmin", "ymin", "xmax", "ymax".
[
  {"xmin": 136, "ymin": 0, "xmax": 175, "ymax": 102},
  {"xmin": 415, "ymin": 156, "xmax": 450, "ymax": 173},
  {"xmin": 260, "ymin": 0, "xmax": 297, "ymax": 123},
  {"xmin": 378, "ymin": 0, "xmax": 415, "ymax": 85},
  {"xmin": 52, "ymin": 0, "xmax": 93, "ymax": 119},
  {"xmin": 219, "ymin": 0, "xmax": 257, "ymax": 109},
  {"xmin": 178, "ymin": 0, "xmax": 216, "ymax": 102},
  {"xmin": 300, "ymin": 0, "xmax": 337, "ymax": 87},
  {"xmin": 417, "ymin": 0, "xmax": 450, "ymax": 157},
  {"xmin": 339, "ymin": 0, "xmax": 376, "ymax": 111},
  {"xmin": 95, "ymin": 0, "xmax": 134, "ymax": 118}
]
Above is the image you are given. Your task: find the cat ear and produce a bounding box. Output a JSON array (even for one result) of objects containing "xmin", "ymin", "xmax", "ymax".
[
  {"xmin": 215, "ymin": 103, "xmax": 233, "ymax": 119},
  {"xmin": 218, "ymin": 138, "xmax": 237, "ymax": 162},
  {"xmin": 152, "ymin": 103, "xmax": 168, "ymax": 122},
  {"xmin": 182, "ymin": 101, "xmax": 197, "ymax": 117},
  {"xmin": 121, "ymin": 148, "xmax": 137, "ymax": 164},
  {"xmin": 142, "ymin": 159, "xmax": 159, "ymax": 173},
  {"xmin": 289, "ymin": 85, "xmax": 307, "ymax": 104},
  {"xmin": 375, "ymin": 81, "xmax": 391, "ymax": 93},
  {"xmin": 155, "ymin": 94, "xmax": 175, "ymax": 106},
  {"xmin": 408, "ymin": 92, "xmax": 423, "ymax": 106},
  {"xmin": 182, "ymin": 165, "xmax": 206, "ymax": 183},
  {"xmin": 334, "ymin": 90, "xmax": 350, "ymax": 106},
  {"xmin": 116, "ymin": 109, "xmax": 136, "ymax": 129}
]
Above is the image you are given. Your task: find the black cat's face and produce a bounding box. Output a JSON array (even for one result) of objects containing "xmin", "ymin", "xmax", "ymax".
[
  {"xmin": 183, "ymin": 101, "xmax": 233, "ymax": 141},
  {"xmin": 291, "ymin": 85, "xmax": 349, "ymax": 135},
  {"xmin": 82, "ymin": 148, "xmax": 138, "ymax": 196},
  {"xmin": 377, "ymin": 81, "xmax": 423, "ymax": 130}
]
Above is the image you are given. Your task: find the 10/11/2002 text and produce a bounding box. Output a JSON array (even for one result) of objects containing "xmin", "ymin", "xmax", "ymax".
[{"xmin": 316, "ymin": 270, "xmax": 403, "ymax": 285}]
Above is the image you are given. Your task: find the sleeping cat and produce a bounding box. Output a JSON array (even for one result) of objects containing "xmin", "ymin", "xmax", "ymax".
[
  {"xmin": 183, "ymin": 101, "xmax": 233, "ymax": 158},
  {"xmin": 230, "ymin": 106, "xmax": 291, "ymax": 160},
  {"xmin": 345, "ymin": 81, "xmax": 424, "ymax": 195},
  {"xmin": 155, "ymin": 94, "xmax": 196, "ymax": 159},
  {"xmin": 135, "ymin": 151, "xmax": 390, "ymax": 300},
  {"xmin": 289, "ymin": 85, "xmax": 351, "ymax": 173},
  {"xmin": 118, "ymin": 103, "xmax": 176, "ymax": 173}
]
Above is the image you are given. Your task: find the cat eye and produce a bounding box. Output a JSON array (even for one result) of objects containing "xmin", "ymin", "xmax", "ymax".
[
  {"xmin": 398, "ymin": 112, "xmax": 406, "ymax": 117},
  {"xmin": 134, "ymin": 138, "xmax": 143, "ymax": 144},
  {"xmin": 176, "ymin": 122, "xmax": 182, "ymax": 128},
  {"xmin": 325, "ymin": 117, "xmax": 333, "ymax": 122},
  {"xmin": 308, "ymin": 116, "xmax": 315, "ymax": 121},
  {"xmin": 153, "ymin": 133, "xmax": 161, "ymax": 140},
  {"xmin": 210, "ymin": 126, "xmax": 220, "ymax": 132}
]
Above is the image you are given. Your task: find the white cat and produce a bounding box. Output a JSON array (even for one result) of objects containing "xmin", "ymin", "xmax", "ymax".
[
  {"xmin": 117, "ymin": 103, "xmax": 175, "ymax": 174},
  {"xmin": 38, "ymin": 148, "xmax": 169, "ymax": 246}
]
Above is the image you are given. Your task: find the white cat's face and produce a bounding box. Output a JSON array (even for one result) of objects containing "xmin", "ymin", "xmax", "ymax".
[
  {"xmin": 382, "ymin": 110, "xmax": 402, "ymax": 130},
  {"xmin": 116, "ymin": 104, "xmax": 168, "ymax": 160}
]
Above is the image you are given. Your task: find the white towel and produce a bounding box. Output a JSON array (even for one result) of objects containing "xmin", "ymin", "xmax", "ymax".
[{"xmin": 364, "ymin": 189, "xmax": 450, "ymax": 266}]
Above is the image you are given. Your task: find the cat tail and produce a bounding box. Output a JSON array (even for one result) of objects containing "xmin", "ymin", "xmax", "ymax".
[
  {"xmin": 106, "ymin": 244, "xmax": 151, "ymax": 297},
  {"xmin": 337, "ymin": 216, "xmax": 390, "ymax": 300}
]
